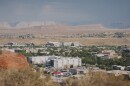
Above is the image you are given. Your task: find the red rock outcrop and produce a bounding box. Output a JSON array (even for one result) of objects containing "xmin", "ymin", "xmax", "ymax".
[{"xmin": 0, "ymin": 51, "xmax": 29, "ymax": 70}]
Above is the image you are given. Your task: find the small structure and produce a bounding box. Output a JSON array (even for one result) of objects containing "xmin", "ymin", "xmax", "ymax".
[
  {"xmin": 45, "ymin": 41, "xmax": 80, "ymax": 47},
  {"xmin": 46, "ymin": 42, "xmax": 62, "ymax": 47},
  {"xmin": 4, "ymin": 42, "xmax": 26, "ymax": 47},
  {"xmin": 96, "ymin": 50, "xmax": 121, "ymax": 59},
  {"xmin": 112, "ymin": 65, "xmax": 125, "ymax": 70},
  {"xmin": 29, "ymin": 56, "xmax": 48, "ymax": 64},
  {"xmin": 63, "ymin": 42, "xmax": 80, "ymax": 47}
]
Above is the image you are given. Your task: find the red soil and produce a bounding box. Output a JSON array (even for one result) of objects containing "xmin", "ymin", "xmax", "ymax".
[{"xmin": 0, "ymin": 51, "xmax": 29, "ymax": 70}]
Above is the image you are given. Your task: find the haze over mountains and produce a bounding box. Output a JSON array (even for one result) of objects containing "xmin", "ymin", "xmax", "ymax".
[
  {"xmin": 0, "ymin": 22, "xmax": 130, "ymax": 37},
  {"xmin": 0, "ymin": 22, "xmax": 11, "ymax": 28},
  {"xmin": 0, "ymin": 0, "xmax": 130, "ymax": 46},
  {"xmin": 0, "ymin": 21, "xmax": 56, "ymax": 28},
  {"xmin": 0, "ymin": 21, "xmax": 130, "ymax": 46},
  {"xmin": 0, "ymin": 21, "xmax": 130, "ymax": 29}
]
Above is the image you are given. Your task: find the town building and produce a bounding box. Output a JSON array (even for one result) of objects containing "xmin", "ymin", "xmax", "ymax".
[
  {"xmin": 46, "ymin": 42, "xmax": 62, "ymax": 47},
  {"xmin": 45, "ymin": 41, "xmax": 80, "ymax": 47},
  {"xmin": 4, "ymin": 42, "xmax": 26, "ymax": 47},
  {"xmin": 50, "ymin": 57, "xmax": 81, "ymax": 69},
  {"xmin": 63, "ymin": 42, "xmax": 80, "ymax": 47},
  {"xmin": 96, "ymin": 50, "xmax": 121, "ymax": 59},
  {"xmin": 29, "ymin": 56, "xmax": 82, "ymax": 69}
]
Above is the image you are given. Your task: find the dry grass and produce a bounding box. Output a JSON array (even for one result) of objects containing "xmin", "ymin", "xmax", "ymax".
[
  {"xmin": 0, "ymin": 37, "xmax": 130, "ymax": 46},
  {"xmin": 0, "ymin": 69, "xmax": 130, "ymax": 86},
  {"xmin": 64, "ymin": 71, "xmax": 130, "ymax": 86},
  {"xmin": 0, "ymin": 69, "xmax": 58, "ymax": 86}
]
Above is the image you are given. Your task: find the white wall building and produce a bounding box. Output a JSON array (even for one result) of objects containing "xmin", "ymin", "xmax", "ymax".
[
  {"xmin": 29, "ymin": 56, "xmax": 82, "ymax": 69},
  {"xmin": 25, "ymin": 48, "xmax": 39, "ymax": 53},
  {"xmin": 96, "ymin": 50, "xmax": 121, "ymax": 59},
  {"xmin": 63, "ymin": 42, "xmax": 80, "ymax": 47},
  {"xmin": 30, "ymin": 56, "xmax": 49, "ymax": 64},
  {"xmin": 46, "ymin": 42, "xmax": 80, "ymax": 47},
  {"xmin": 46, "ymin": 42, "xmax": 62, "ymax": 47},
  {"xmin": 63, "ymin": 42, "xmax": 72, "ymax": 47},
  {"xmin": 50, "ymin": 57, "xmax": 81, "ymax": 69},
  {"xmin": 29, "ymin": 56, "xmax": 59, "ymax": 64}
]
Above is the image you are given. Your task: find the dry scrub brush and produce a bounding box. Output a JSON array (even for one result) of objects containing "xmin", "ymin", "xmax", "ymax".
[
  {"xmin": 65, "ymin": 71, "xmax": 130, "ymax": 86},
  {"xmin": 0, "ymin": 69, "xmax": 58, "ymax": 86},
  {"xmin": 0, "ymin": 69, "xmax": 130, "ymax": 86}
]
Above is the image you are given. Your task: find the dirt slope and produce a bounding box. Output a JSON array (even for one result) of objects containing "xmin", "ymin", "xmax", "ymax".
[{"xmin": 0, "ymin": 51, "xmax": 29, "ymax": 70}]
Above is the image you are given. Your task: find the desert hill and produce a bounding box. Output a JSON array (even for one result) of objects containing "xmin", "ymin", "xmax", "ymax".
[
  {"xmin": 0, "ymin": 24, "xmax": 130, "ymax": 36},
  {"xmin": 0, "ymin": 51, "xmax": 29, "ymax": 70},
  {"xmin": 0, "ymin": 23, "xmax": 130, "ymax": 46}
]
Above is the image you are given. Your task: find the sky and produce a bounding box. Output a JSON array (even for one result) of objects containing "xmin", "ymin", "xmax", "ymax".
[{"xmin": 0, "ymin": 0, "xmax": 130, "ymax": 27}]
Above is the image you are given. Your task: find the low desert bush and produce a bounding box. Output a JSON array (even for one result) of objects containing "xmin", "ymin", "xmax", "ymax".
[
  {"xmin": 65, "ymin": 71, "xmax": 130, "ymax": 86},
  {"xmin": 0, "ymin": 69, "xmax": 58, "ymax": 86},
  {"xmin": 0, "ymin": 69, "xmax": 130, "ymax": 86}
]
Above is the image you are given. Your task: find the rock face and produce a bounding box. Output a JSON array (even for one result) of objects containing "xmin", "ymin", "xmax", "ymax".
[{"xmin": 0, "ymin": 51, "xmax": 29, "ymax": 70}]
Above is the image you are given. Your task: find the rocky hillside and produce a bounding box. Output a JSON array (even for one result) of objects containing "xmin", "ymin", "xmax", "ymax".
[{"xmin": 0, "ymin": 51, "xmax": 29, "ymax": 70}]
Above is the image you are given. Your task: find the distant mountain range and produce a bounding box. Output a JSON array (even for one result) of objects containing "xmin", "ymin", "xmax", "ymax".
[
  {"xmin": 0, "ymin": 21, "xmax": 56, "ymax": 28},
  {"xmin": 0, "ymin": 21, "xmax": 130, "ymax": 29},
  {"xmin": 105, "ymin": 22, "xmax": 130, "ymax": 29},
  {"xmin": 0, "ymin": 22, "xmax": 11, "ymax": 28},
  {"xmin": 0, "ymin": 23, "xmax": 130, "ymax": 37}
]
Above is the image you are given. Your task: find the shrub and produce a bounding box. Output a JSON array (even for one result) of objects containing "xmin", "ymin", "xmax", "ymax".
[
  {"xmin": 0, "ymin": 69, "xmax": 130, "ymax": 86},
  {"xmin": 64, "ymin": 71, "xmax": 130, "ymax": 86},
  {"xmin": 0, "ymin": 69, "xmax": 58, "ymax": 86}
]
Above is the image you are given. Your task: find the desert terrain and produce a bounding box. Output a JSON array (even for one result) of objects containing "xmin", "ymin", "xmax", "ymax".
[
  {"xmin": 0, "ymin": 24, "xmax": 130, "ymax": 46},
  {"xmin": 0, "ymin": 37, "xmax": 130, "ymax": 46}
]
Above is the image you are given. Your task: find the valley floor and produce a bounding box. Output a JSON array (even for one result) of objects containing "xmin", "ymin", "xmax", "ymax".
[{"xmin": 0, "ymin": 37, "xmax": 130, "ymax": 46}]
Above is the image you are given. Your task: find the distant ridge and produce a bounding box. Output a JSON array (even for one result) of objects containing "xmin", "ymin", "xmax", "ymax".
[
  {"xmin": 0, "ymin": 23, "xmax": 130, "ymax": 36},
  {"xmin": 0, "ymin": 22, "xmax": 11, "ymax": 28},
  {"xmin": 0, "ymin": 21, "xmax": 130, "ymax": 29},
  {"xmin": 0, "ymin": 21, "xmax": 56, "ymax": 28},
  {"xmin": 15, "ymin": 21, "xmax": 56, "ymax": 28}
]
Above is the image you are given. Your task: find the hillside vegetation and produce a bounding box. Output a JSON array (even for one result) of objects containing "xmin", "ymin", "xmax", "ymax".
[
  {"xmin": 64, "ymin": 71, "xmax": 130, "ymax": 86},
  {"xmin": 0, "ymin": 69, "xmax": 130, "ymax": 86},
  {"xmin": 0, "ymin": 69, "xmax": 58, "ymax": 86}
]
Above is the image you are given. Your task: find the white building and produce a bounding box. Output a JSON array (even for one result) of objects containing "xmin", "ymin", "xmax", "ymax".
[
  {"xmin": 50, "ymin": 57, "xmax": 81, "ymax": 69},
  {"xmin": 46, "ymin": 41, "xmax": 80, "ymax": 47},
  {"xmin": 63, "ymin": 42, "xmax": 72, "ymax": 47},
  {"xmin": 29, "ymin": 56, "xmax": 58, "ymax": 64},
  {"xmin": 25, "ymin": 48, "xmax": 39, "ymax": 53},
  {"xmin": 30, "ymin": 56, "xmax": 49, "ymax": 64},
  {"xmin": 63, "ymin": 42, "xmax": 80, "ymax": 47},
  {"xmin": 4, "ymin": 42, "xmax": 26, "ymax": 47},
  {"xmin": 29, "ymin": 56, "xmax": 82, "ymax": 69},
  {"xmin": 46, "ymin": 42, "xmax": 62, "ymax": 47},
  {"xmin": 96, "ymin": 50, "xmax": 121, "ymax": 59}
]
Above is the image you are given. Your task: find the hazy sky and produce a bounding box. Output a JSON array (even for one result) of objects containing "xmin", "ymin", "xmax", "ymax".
[{"xmin": 0, "ymin": 0, "xmax": 130, "ymax": 26}]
